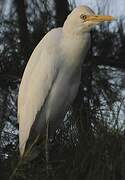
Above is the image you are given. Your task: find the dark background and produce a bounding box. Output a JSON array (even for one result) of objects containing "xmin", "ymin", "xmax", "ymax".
[{"xmin": 0, "ymin": 0, "xmax": 125, "ymax": 179}]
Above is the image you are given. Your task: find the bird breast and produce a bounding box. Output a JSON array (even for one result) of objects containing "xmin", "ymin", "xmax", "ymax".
[
  {"xmin": 45, "ymin": 31, "xmax": 91, "ymax": 125},
  {"xmin": 45, "ymin": 65, "xmax": 81, "ymax": 126}
]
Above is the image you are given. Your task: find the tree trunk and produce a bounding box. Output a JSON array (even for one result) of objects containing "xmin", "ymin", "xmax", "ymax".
[
  {"xmin": 15, "ymin": 0, "xmax": 30, "ymax": 66},
  {"xmin": 54, "ymin": 0, "xmax": 70, "ymax": 27}
]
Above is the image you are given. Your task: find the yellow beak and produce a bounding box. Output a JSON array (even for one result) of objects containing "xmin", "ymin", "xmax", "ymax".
[{"xmin": 87, "ymin": 15, "xmax": 116, "ymax": 22}]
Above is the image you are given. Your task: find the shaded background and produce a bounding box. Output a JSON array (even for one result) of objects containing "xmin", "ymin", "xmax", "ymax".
[{"xmin": 0, "ymin": 0, "xmax": 125, "ymax": 179}]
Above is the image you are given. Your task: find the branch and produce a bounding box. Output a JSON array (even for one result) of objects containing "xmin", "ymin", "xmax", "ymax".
[
  {"xmin": 92, "ymin": 56, "xmax": 125, "ymax": 69},
  {"xmin": 0, "ymin": 73, "xmax": 20, "ymax": 83}
]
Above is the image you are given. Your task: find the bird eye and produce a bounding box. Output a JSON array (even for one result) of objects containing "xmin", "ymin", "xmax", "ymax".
[{"xmin": 80, "ymin": 14, "xmax": 87, "ymax": 21}]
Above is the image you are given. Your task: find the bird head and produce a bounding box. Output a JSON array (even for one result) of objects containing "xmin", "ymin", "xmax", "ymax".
[{"xmin": 63, "ymin": 5, "xmax": 116, "ymax": 34}]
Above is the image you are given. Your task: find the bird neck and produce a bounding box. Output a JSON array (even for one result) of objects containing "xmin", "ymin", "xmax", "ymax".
[{"xmin": 61, "ymin": 29, "xmax": 91, "ymax": 67}]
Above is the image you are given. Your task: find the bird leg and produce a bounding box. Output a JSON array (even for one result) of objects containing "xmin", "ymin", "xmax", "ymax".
[{"xmin": 45, "ymin": 119, "xmax": 50, "ymax": 176}]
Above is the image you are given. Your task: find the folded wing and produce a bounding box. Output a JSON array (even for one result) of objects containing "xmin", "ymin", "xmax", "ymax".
[{"xmin": 18, "ymin": 31, "xmax": 60, "ymax": 156}]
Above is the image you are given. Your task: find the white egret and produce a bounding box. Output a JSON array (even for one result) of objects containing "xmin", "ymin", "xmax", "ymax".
[{"xmin": 18, "ymin": 5, "xmax": 115, "ymax": 157}]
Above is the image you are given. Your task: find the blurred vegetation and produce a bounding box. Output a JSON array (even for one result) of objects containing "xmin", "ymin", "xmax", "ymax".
[{"xmin": 0, "ymin": 0, "xmax": 125, "ymax": 180}]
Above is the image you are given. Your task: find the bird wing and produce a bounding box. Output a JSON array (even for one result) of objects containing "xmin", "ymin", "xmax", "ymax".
[{"xmin": 18, "ymin": 29, "xmax": 61, "ymax": 156}]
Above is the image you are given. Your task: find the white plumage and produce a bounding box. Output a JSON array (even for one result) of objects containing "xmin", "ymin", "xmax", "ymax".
[{"xmin": 18, "ymin": 5, "xmax": 114, "ymax": 156}]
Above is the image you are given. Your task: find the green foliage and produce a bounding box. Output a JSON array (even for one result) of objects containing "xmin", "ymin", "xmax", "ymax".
[{"xmin": 0, "ymin": 1, "xmax": 125, "ymax": 180}]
